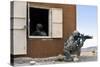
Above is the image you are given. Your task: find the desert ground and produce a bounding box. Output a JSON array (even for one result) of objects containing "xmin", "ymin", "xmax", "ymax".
[
  {"xmin": 13, "ymin": 50, "xmax": 97, "ymax": 66},
  {"xmin": 79, "ymin": 51, "xmax": 97, "ymax": 62}
]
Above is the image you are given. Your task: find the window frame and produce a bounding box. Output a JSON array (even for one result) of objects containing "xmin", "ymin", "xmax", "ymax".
[
  {"xmin": 28, "ymin": 3, "xmax": 52, "ymax": 38},
  {"xmin": 27, "ymin": 3, "xmax": 63, "ymax": 38}
]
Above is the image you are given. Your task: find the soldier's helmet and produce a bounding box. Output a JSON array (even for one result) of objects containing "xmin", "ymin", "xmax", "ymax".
[
  {"xmin": 72, "ymin": 30, "xmax": 80, "ymax": 36},
  {"xmin": 36, "ymin": 23, "xmax": 43, "ymax": 31}
]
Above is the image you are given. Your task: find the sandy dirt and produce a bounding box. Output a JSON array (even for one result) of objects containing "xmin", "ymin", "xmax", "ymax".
[
  {"xmin": 79, "ymin": 51, "xmax": 97, "ymax": 62},
  {"xmin": 14, "ymin": 51, "xmax": 97, "ymax": 66}
]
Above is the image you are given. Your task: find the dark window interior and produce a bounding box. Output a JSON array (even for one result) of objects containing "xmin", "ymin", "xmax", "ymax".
[{"xmin": 29, "ymin": 7, "xmax": 49, "ymax": 36}]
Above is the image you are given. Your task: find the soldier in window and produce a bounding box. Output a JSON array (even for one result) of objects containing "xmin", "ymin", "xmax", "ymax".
[{"xmin": 32, "ymin": 23, "xmax": 47, "ymax": 36}]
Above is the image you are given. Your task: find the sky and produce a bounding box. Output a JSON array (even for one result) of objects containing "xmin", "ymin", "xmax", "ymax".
[{"xmin": 76, "ymin": 5, "xmax": 97, "ymax": 48}]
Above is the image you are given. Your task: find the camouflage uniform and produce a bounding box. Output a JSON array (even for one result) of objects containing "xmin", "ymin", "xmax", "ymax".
[
  {"xmin": 64, "ymin": 31, "xmax": 92, "ymax": 61},
  {"xmin": 64, "ymin": 31, "xmax": 81, "ymax": 61}
]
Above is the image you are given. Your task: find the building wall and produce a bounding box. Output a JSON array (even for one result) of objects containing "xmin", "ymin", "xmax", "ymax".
[{"xmin": 27, "ymin": 2, "xmax": 76, "ymax": 58}]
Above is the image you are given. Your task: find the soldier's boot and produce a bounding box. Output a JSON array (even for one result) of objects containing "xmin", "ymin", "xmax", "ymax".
[
  {"xmin": 64, "ymin": 52, "xmax": 73, "ymax": 62},
  {"xmin": 64, "ymin": 57, "xmax": 73, "ymax": 62}
]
